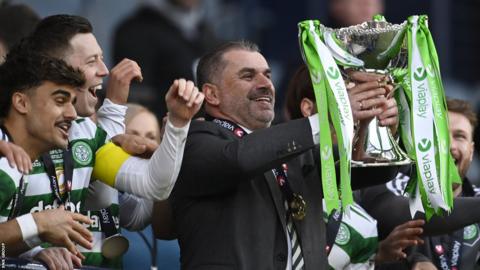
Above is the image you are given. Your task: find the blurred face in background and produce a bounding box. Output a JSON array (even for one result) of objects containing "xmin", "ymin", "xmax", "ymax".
[
  {"xmin": 330, "ymin": 0, "xmax": 384, "ymax": 27},
  {"xmin": 449, "ymin": 111, "xmax": 474, "ymax": 180},
  {"xmin": 126, "ymin": 110, "xmax": 161, "ymax": 143}
]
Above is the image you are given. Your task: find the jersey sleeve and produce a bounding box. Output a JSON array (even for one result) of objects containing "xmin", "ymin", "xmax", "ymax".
[{"xmin": 96, "ymin": 98, "xmax": 127, "ymax": 139}]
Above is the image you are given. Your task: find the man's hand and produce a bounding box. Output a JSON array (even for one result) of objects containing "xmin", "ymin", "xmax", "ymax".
[
  {"xmin": 347, "ymin": 80, "xmax": 386, "ymax": 123},
  {"xmin": 112, "ymin": 133, "xmax": 159, "ymax": 159},
  {"xmin": 346, "ymin": 70, "xmax": 392, "ymax": 125},
  {"xmin": 166, "ymin": 79, "xmax": 204, "ymax": 128},
  {"xmin": 0, "ymin": 140, "xmax": 32, "ymax": 173},
  {"xmin": 378, "ymin": 97, "xmax": 399, "ymax": 134},
  {"xmin": 35, "ymin": 247, "xmax": 82, "ymax": 270},
  {"xmin": 32, "ymin": 206, "xmax": 93, "ymax": 257},
  {"xmin": 106, "ymin": 58, "xmax": 143, "ymax": 105},
  {"xmin": 375, "ymin": 219, "xmax": 425, "ymax": 263}
]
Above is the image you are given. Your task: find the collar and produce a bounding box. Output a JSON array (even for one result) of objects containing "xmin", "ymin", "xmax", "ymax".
[
  {"xmin": 238, "ymin": 124, "xmax": 252, "ymax": 134},
  {"xmin": 0, "ymin": 125, "xmax": 12, "ymax": 142}
]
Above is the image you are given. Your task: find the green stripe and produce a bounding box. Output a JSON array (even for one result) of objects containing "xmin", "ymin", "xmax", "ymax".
[
  {"xmin": 0, "ymin": 170, "xmax": 17, "ymax": 213},
  {"xmin": 82, "ymin": 252, "xmax": 122, "ymax": 269},
  {"xmin": 349, "ymin": 236, "xmax": 377, "ymax": 263},
  {"xmin": 75, "ymin": 118, "xmax": 86, "ymax": 124},
  {"xmin": 94, "ymin": 125, "xmax": 108, "ymax": 150}
]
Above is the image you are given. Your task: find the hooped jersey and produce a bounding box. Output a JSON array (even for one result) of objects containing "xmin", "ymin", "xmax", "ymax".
[
  {"xmin": 0, "ymin": 118, "xmax": 122, "ymax": 268},
  {"xmin": 323, "ymin": 201, "xmax": 378, "ymax": 270}
]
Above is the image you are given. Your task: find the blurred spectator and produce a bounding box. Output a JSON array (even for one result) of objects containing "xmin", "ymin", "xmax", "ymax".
[
  {"xmin": 0, "ymin": 4, "xmax": 39, "ymax": 61},
  {"xmin": 327, "ymin": 0, "xmax": 384, "ymax": 27},
  {"xmin": 113, "ymin": 0, "xmax": 219, "ymax": 119},
  {"xmin": 125, "ymin": 103, "xmax": 161, "ymax": 142}
]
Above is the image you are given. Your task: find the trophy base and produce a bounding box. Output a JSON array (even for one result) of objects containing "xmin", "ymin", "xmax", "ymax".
[
  {"xmin": 101, "ymin": 234, "xmax": 129, "ymax": 259},
  {"xmin": 351, "ymin": 160, "xmax": 411, "ymax": 188},
  {"xmin": 351, "ymin": 159, "xmax": 412, "ymax": 167}
]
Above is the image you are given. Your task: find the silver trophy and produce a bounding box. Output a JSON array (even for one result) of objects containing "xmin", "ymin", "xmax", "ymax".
[{"xmin": 321, "ymin": 19, "xmax": 412, "ymax": 167}]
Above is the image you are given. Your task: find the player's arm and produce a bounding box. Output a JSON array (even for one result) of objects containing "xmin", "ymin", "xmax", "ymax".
[
  {"xmin": 92, "ymin": 79, "xmax": 204, "ymax": 200},
  {"xmin": 0, "ymin": 140, "xmax": 32, "ymax": 174},
  {"xmin": 1, "ymin": 207, "xmax": 93, "ymax": 257}
]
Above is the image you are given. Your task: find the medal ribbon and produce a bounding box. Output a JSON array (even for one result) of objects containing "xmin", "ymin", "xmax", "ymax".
[{"xmin": 41, "ymin": 148, "xmax": 73, "ymax": 208}]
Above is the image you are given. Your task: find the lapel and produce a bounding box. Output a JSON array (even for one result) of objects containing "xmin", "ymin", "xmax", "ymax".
[
  {"xmin": 263, "ymin": 153, "xmax": 314, "ymax": 242},
  {"xmin": 264, "ymin": 170, "xmax": 287, "ymax": 230},
  {"xmin": 298, "ymin": 148, "xmax": 316, "ymax": 177},
  {"xmin": 222, "ymin": 125, "xmax": 288, "ymax": 229},
  {"xmin": 284, "ymin": 158, "xmax": 307, "ymax": 242},
  {"xmin": 286, "ymin": 150, "xmax": 319, "ymax": 251}
]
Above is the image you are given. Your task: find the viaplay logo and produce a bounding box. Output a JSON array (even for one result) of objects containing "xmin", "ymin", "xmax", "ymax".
[
  {"xmin": 311, "ymin": 70, "xmax": 322, "ymax": 84},
  {"xmin": 326, "ymin": 67, "xmax": 340, "ymax": 80},
  {"xmin": 321, "ymin": 145, "xmax": 332, "ymax": 161},
  {"xmin": 418, "ymin": 138, "xmax": 432, "ymax": 152},
  {"xmin": 413, "ymin": 67, "xmax": 427, "ymax": 81}
]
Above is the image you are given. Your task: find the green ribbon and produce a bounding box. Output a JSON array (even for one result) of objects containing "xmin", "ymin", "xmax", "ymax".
[
  {"xmin": 393, "ymin": 15, "xmax": 455, "ymax": 219},
  {"xmin": 298, "ymin": 20, "xmax": 354, "ymax": 214}
]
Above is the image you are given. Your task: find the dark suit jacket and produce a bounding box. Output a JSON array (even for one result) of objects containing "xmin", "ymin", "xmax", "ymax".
[{"xmin": 170, "ymin": 118, "xmax": 328, "ymax": 270}]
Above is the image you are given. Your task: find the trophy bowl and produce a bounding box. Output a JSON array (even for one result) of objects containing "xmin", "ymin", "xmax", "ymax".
[{"xmin": 322, "ymin": 19, "xmax": 412, "ymax": 168}]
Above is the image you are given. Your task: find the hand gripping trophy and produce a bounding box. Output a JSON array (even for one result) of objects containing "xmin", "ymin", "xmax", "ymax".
[{"xmin": 299, "ymin": 15, "xmax": 458, "ymax": 218}]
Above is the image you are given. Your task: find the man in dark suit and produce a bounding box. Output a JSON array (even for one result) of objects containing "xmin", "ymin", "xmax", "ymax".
[{"xmin": 169, "ymin": 40, "xmax": 327, "ymax": 269}]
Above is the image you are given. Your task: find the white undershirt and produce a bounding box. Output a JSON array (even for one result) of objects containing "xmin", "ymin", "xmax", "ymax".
[{"xmin": 114, "ymin": 119, "xmax": 190, "ymax": 201}]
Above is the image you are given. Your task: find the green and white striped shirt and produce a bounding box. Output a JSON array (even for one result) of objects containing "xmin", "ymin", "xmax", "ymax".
[
  {"xmin": 0, "ymin": 118, "xmax": 122, "ymax": 268},
  {"xmin": 324, "ymin": 201, "xmax": 378, "ymax": 270}
]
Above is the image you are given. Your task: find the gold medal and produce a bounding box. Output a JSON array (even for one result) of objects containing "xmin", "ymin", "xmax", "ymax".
[{"xmin": 290, "ymin": 193, "xmax": 306, "ymax": 220}]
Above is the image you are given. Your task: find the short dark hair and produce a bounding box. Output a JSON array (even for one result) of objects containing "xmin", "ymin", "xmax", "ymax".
[
  {"xmin": 0, "ymin": 4, "xmax": 40, "ymax": 50},
  {"xmin": 27, "ymin": 14, "xmax": 93, "ymax": 58},
  {"xmin": 447, "ymin": 98, "xmax": 478, "ymax": 134},
  {"xmin": 284, "ymin": 64, "xmax": 316, "ymax": 120},
  {"xmin": 196, "ymin": 40, "xmax": 259, "ymax": 88},
  {"xmin": 0, "ymin": 43, "xmax": 86, "ymax": 118}
]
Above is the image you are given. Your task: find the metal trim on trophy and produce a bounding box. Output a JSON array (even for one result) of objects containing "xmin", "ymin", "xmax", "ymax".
[{"xmin": 321, "ymin": 19, "xmax": 412, "ymax": 168}]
